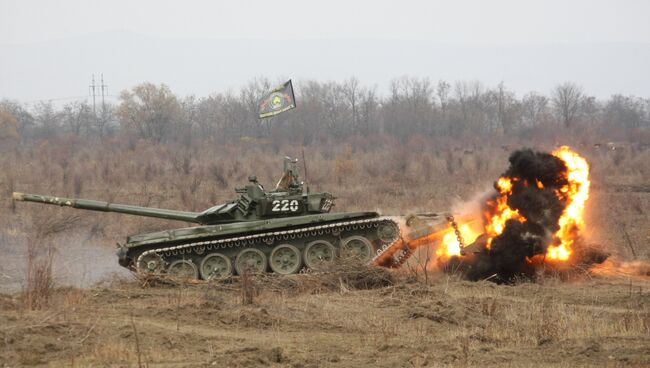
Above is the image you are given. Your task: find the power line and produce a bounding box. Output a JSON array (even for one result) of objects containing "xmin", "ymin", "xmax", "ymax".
[
  {"xmin": 7, "ymin": 93, "xmax": 119, "ymax": 105},
  {"xmin": 19, "ymin": 96, "xmax": 89, "ymax": 103}
]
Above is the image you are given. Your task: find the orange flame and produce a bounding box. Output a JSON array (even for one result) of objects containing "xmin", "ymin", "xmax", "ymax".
[
  {"xmin": 546, "ymin": 146, "xmax": 590, "ymax": 262},
  {"xmin": 484, "ymin": 177, "xmax": 525, "ymax": 249},
  {"xmin": 436, "ymin": 223, "xmax": 480, "ymax": 259}
]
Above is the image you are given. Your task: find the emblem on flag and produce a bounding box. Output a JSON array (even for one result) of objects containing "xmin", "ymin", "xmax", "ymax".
[{"xmin": 259, "ymin": 80, "xmax": 296, "ymax": 119}]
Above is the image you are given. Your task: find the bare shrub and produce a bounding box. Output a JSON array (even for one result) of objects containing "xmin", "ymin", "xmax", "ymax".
[
  {"xmin": 23, "ymin": 241, "xmax": 54, "ymax": 310},
  {"xmin": 22, "ymin": 213, "xmax": 79, "ymax": 310},
  {"xmin": 240, "ymin": 270, "xmax": 256, "ymax": 305}
]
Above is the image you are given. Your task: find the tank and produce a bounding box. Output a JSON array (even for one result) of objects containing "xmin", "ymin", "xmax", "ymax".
[{"xmin": 12, "ymin": 157, "xmax": 407, "ymax": 280}]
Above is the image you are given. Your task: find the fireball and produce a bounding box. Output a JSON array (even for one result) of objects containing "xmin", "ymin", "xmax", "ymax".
[
  {"xmin": 437, "ymin": 146, "xmax": 590, "ymax": 266},
  {"xmin": 483, "ymin": 186, "xmax": 525, "ymax": 248},
  {"xmin": 546, "ymin": 146, "xmax": 591, "ymax": 262}
]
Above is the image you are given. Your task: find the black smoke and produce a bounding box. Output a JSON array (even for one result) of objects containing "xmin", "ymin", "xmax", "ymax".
[{"xmin": 446, "ymin": 149, "xmax": 572, "ymax": 283}]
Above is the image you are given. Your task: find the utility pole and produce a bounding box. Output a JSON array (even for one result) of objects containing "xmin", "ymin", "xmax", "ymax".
[
  {"xmin": 100, "ymin": 74, "xmax": 108, "ymax": 112},
  {"xmin": 89, "ymin": 74, "xmax": 97, "ymax": 115}
]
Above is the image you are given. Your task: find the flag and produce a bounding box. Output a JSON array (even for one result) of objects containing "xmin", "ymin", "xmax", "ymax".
[{"xmin": 259, "ymin": 80, "xmax": 296, "ymax": 119}]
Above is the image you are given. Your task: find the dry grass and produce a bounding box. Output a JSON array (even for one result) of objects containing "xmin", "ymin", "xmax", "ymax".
[
  {"xmin": 1, "ymin": 136, "xmax": 649, "ymax": 366},
  {"xmin": 250, "ymin": 258, "xmax": 395, "ymax": 297},
  {"xmin": 0, "ymin": 273, "xmax": 648, "ymax": 367}
]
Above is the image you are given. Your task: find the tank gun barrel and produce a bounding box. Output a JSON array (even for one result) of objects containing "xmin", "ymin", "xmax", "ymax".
[{"xmin": 12, "ymin": 192, "xmax": 201, "ymax": 223}]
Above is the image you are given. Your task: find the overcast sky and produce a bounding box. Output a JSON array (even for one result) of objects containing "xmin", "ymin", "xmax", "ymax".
[
  {"xmin": 1, "ymin": 0, "xmax": 649, "ymax": 102},
  {"xmin": 3, "ymin": 0, "xmax": 650, "ymax": 44}
]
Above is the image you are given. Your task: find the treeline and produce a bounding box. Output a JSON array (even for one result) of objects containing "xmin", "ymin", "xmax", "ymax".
[{"xmin": 1, "ymin": 77, "xmax": 649, "ymax": 145}]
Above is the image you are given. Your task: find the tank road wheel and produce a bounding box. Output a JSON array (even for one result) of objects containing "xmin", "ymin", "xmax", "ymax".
[
  {"xmin": 167, "ymin": 260, "xmax": 199, "ymax": 280},
  {"xmin": 235, "ymin": 249, "xmax": 267, "ymax": 275},
  {"xmin": 341, "ymin": 236, "xmax": 374, "ymax": 261},
  {"xmin": 269, "ymin": 244, "xmax": 302, "ymax": 275},
  {"xmin": 304, "ymin": 240, "xmax": 335, "ymax": 269},
  {"xmin": 199, "ymin": 253, "xmax": 233, "ymax": 280},
  {"xmin": 377, "ymin": 221, "xmax": 400, "ymax": 244},
  {"xmin": 137, "ymin": 253, "xmax": 165, "ymax": 274}
]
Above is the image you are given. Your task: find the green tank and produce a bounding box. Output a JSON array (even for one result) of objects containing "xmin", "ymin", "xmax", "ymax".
[{"xmin": 12, "ymin": 157, "xmax": 403, "ymax": 280}]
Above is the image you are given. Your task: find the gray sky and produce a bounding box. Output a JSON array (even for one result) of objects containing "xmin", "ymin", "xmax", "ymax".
[
  {"xmin": 1, "ymin": 0, "xmax": 649, "ymax": 102},
  {"xmin": 3, "ymin": 0, "xmax": 650, "ymax": 44}
]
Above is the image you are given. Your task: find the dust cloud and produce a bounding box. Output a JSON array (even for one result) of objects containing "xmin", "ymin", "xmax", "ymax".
[{"xmin": 0, "ymin": 230, "xmax": 131, "ymax": 292}]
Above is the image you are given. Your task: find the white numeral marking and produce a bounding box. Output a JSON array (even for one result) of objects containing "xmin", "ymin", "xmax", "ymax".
[{"xmin": 272, "ymin": 199, "xmax": 300, "ymax": 212}]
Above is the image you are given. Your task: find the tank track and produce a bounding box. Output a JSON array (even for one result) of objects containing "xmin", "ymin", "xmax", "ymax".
[{"xmin": 134, "ymin": 217, "xmax": 401, "ymax": 276}]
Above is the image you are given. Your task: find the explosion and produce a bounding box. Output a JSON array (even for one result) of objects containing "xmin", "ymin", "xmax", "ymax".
[
  {"xmin": 546, "ymin": 146, "xmax": 591, "ymax": 262},
  {"xmin": 438, "ymin": 146, "xmax": 593, "ymax": 282},
  {"xmin": 484, "ymin": 177, "xmax": 526, "ymax": 249},
  {"xmin": 437, "ymin": 223, "xmax": 480, "ymax": 258}
]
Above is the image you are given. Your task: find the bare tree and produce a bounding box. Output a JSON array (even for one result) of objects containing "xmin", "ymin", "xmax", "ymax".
[
  {"xmin": 118, "ymin": 83, "xmax": 182, "ymax": 142},
  {"xmin": 320, "ymin": 82, "xmax": 348, "ymax": 135},
  {"xmin": 0, "ymin": 108, "xmax": 20, "ymax": 144},
  {"xmin": 33, "ymin": 101, "xmax": 61, "ymax": 137},
  {"xmin": 454, "ymin": 80, "xmax": 487, "ymax": 134},
  {"xmin": 495, "ymin": 82, "xmax": 520, "ymax": 134},
  {"xmin": 386, "ymin": 76, "xmax": 434, "ymax": 136},
  {"xmin": 0, "ymin": 100, "xmax": 34, "ymax": 137},
  {"xmin": 61, "ymin": 101, "xmax": 93, "ymax": 135},
  {"xmin": 437, "ymin": 80, "xmax": 451, "ymax": 113},
  {"xmin": 96, "ymin": 103, "xmax": 115, "ymax": 137},
  {"xmin": 7, "ymin": 76, "xmax": 650, "ymax": 145},
  {"xmin": 178, "ymin": 95, "xmax": 198, "ymax": 145},
  {"xmin": 358, "ymin": 85, "xmax": 378, "ymax": 134},
  {"xmin": 342, "ymin": 77, "xmax": 360, "ymax": 132},
  {"xmin": 551, "ymin": 82, "xmax": 583, "ymax": 128},
  {"xmin": 521, "ymin": 92, "xmax": 549, "ymax": 127},
  {"xmin": 580, "ymin": 95, "xmax": 601, "ymax": 125},
  {"xmin": 240, "ymin": 77, "xmax": 271, "ymax": 136},
  {"xmin": 605, "ymin": 95, "xmax": 646, "ymax": 129}
]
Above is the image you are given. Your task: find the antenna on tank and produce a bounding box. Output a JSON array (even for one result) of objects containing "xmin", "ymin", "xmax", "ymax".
[{"xmin": 302, "ymin": 148, "xmax": 310, "ymax": 193}]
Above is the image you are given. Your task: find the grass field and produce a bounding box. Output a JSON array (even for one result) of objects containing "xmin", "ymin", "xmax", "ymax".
[
  {"xmin": 0, "ymin": 137, "xmax": 649, "ymax": 367},
  {"xmin": 1, "ymin": 268, "xmax": 649, "ymax": 367}
]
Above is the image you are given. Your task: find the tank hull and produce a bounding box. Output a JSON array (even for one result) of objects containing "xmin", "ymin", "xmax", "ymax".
[{"xmin": 120, "ymin": 211, "xmax": 402, "ymax": 279}]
